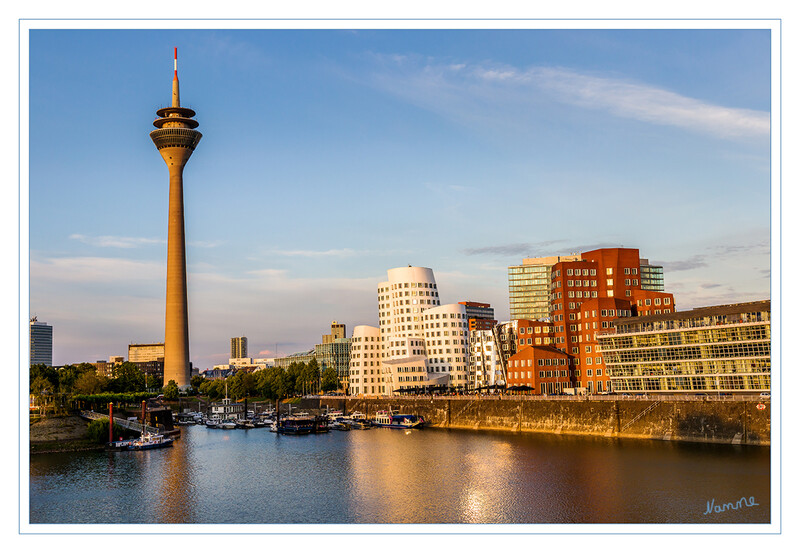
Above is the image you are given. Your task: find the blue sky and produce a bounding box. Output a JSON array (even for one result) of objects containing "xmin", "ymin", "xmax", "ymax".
[{"xmin": 27, "ymin": 28, "xmax": 771, "ymax": 368}]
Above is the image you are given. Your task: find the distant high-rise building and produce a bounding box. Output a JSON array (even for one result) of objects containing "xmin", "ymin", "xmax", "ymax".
[
  {"xmin": 231, "ymin": 336, "xmax": 248, "ymax": 359},
  {"xmin": 128, "ymin": 343, "xmax": 165, "ymax": 363},
  {"xmin": 29, "ymin": 317, "xmax": 53, "ymax": 366},
  {"xmin": 128, "ymin": 342, "xmax": 165, "ymax": 378},
  {"xmin": 459, "ymin": 301, "xmax": 497, "ymax": 331},
  {"xmin": 508, "ymin": 255, "xmax": 581, "ymax": 321},
  {"xmin": 322, "ymin": 321, "xmax": 346, "ymax": 344}
]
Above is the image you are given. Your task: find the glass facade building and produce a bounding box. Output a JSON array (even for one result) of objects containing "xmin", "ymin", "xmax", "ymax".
[
  {"xmin": 30, "ymin": 318, "xmax": 53, "ymax": 366},
  {"xmin": 508, "ymin": 256, "xmax": 579, "ymax": 321},
  {"xmin": 597, "ymin": 300, "xmax": 770, "ymax": 393},
  {"xmin": 639, "ymin": 259, "xmax": 665, "ymax": 291}
]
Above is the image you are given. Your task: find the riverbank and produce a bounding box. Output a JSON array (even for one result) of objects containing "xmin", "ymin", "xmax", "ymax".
[
  {"xmin": 29, "ymin": 415, "xmax": 105, "ymax": 454},
  {"xmin": 306, "ymin": 396, "xmax": 771, "ymax": 446}
]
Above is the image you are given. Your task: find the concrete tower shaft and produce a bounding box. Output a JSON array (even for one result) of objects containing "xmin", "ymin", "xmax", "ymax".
[{"xmin": 150, "ymin": 48, "xmax": 201, "ymax": 389}]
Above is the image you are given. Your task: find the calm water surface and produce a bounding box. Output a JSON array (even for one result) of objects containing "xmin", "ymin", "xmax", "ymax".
[{"xmin": 29, "ymin": 425, "xmax": 770, "ymax": 524}]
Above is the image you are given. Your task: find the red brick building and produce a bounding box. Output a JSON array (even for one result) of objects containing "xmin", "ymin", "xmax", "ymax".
[
  {"xmin": 506, "ymin": 344, "xmax": 572, "ymax": 395},
  {"xmin": 545, "ymin": 247, "xmax": 676, "ymax": 393}
]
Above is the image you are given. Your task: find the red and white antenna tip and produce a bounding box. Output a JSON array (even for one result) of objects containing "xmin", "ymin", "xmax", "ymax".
[{"xmin": 173, "ymin": 47, "xmax": 178, "ymax": 78}]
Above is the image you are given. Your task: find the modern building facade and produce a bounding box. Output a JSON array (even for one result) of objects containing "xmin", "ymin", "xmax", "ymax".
[
  {"xmin": 348, "ymin": 266, "xmax": 469, "ymax": 395},
  {"xmin": 348, "ymin": 325, "xmax": 382, "ymax": 395},
  {"xmin": 128, "ymin": 343, "xmax": 165, "ymax": 363},
  {"xmin": 544, "ymin": 247, "xmax": 676, "ymax": 393},
  {"xmin": 29, "ymin": 317, "xmax": 53, "ymax": 366},
  {"xmin": 459, "ymin": 301, "xmax": 497, "ymax": 331},
  {"xmin": 597, "ymin": 300, "xmax": 771, "ymax": 394},
  {"xmin": 315, "ymin": 338, "xmax": 352, "ymax": 385},
  {"xmin": 150, "ymin": 48, "xmax": 202, "ymax": 389},
  {"xmin": 230, "ymin": 337, "xmax": 248, "ymax": 359},
  {"xmin": 508, "ymin": 255, "xmax": 580, "ymax": 321}
]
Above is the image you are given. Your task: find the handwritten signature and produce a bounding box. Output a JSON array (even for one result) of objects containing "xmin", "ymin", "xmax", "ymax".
[{"xmin": 703, "ymin": 496, "xmax": 759, "ymax": 515}]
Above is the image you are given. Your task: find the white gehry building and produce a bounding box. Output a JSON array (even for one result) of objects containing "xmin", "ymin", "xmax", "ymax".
[
  {"xmin": 349, "ymin": 266, "xmax": 470, "ymax": 396},
  {"xmin": 348, "ymin": 325, "xmax": 383, "ymax": 395}
]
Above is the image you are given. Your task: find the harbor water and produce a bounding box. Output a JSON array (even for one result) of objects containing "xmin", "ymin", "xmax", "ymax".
[{"xmin": 29, "ymin": 424, "xmax": 770, "ymax": 524}]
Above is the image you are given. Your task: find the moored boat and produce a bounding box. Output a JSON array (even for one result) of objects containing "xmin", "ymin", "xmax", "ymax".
[
  {"xmin": 372, "ymin": 410, "xmax": 425, "ymax": 429},
  {"xmin": 128, "ymin": 432, "xmax": 174, "ymax": 450}
]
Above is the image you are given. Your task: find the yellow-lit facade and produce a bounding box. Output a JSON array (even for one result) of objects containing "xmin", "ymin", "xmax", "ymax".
[{"xmin": 597, "ymin": 300, "xmax": 770, "ymax": 393}]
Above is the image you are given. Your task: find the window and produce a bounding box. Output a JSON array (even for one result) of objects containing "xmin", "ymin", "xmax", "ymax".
[
  {"xmin": 587, "ymin": 369, "xmax": 593, "ymax": 376},
  {"xmin": 665, "ymin": 297, "xmax": 671, "ymax": 305},
  {"xmin": 606, "ymin": 268, "xmax": 613, "ymax": 275}
]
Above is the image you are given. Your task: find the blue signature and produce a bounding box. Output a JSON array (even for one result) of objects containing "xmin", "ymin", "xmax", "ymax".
[{"xmin": 703, "ymin": 496, "xmax": 759, "ymax": 515}]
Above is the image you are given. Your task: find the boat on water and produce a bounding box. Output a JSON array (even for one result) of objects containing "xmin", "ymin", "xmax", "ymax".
[
  {"xmin": 128, "ymin": 432, "xmax": 174, "ymax": 451},
  {"xmin": 218, "ymin": 420, "xmax": 237, "ymax": 430},
  {"xmin": 349, "ymin": 411, "xmax": 367, "ymax": 420},
  {"xmin": 330, "ymin": 420, "xmax": 351, "ymax": 431},
  {"xmin": 106, "ymin": 438, "xmax": 135, "ymax": 450},
  {"xmin": 347, "ymin": 419, "xmax": 371, "ymax": 430},
  {"xmin": 277, "ymin": 415, "xmax": 316, "ymax": 435},
  {"xmin": 372, "ymin": 410, "xmax": 425, "ymax": 429},
  {"xmin": 276, "ymin": 415, "xmax": 329, "ymax": 435}
]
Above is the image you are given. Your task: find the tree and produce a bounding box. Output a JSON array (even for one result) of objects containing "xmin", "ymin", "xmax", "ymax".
[
  {"xmin": 191, "ymin": 375, "xmax": 205, "ymax": 390},
  {"xmin": 109, "ymin": 362, "xmax": 147, "ymax": 393},
  {"xmin": 73, "ymin": 371, "xmax": 109, "ymax": 395},
  {"xmin": 162, "ymin": 380, "xmax": 180, "ymax": 400},
  {"xmin": 321, "ymin": 367, "xmax": 340, "ymax": 393}
]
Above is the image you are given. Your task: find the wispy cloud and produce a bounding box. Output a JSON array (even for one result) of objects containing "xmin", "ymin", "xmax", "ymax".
[
  {"xmin": 462, "ymin": 240, "xmax": 622, "ymax": 258},
  {"xmin": 267, "ymin": 248, "xmax": 363, "ymax": 258},
  {"xmin": 362, "ymin": 55, "xmax": 769, "ymax": 141},
  {"xmin": 69, "ymin": 234, "xmax": 164, "ymax": 249},
  {"xmin": 659, "ymin": 255, "xmax": 709, "ymax": 272},
  {"xmin": 31, "ymin": 256, "xmax": 164, "ymax": 283}
]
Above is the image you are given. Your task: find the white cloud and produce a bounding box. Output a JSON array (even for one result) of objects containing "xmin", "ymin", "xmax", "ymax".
[
  {"xmin": 31, "ymin": 256, "xmax": 164, "ymax": 283},
  {"xmin": 363, "ymin": 56, "xmax": 769, "ymax": 141},
  {"xmin": 69, "ymin": 234, "xmax": 164, "ymax": 248},
  {"xmin": 267, "ymin": 248, "xmax": 361, "ymax": 258},
  {"xmin": 528, "ymin": 66, "xmax": 769, "ymax": 139}
]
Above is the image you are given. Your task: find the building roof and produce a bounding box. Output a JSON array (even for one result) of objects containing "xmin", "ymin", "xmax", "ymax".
[{"xmin": 613, "ymin": 299, "xmax": 770, "ymax": 326}]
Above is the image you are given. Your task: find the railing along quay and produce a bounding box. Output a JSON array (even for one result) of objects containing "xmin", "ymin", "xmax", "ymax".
[{"xmin": 80, "ymin": 410, "xmax": 160, "ymax": 434}]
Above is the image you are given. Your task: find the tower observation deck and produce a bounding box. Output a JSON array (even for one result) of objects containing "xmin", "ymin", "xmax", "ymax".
[{"xmin": 151, "ymin": 48, "xmax": 201, "ymax": 389}]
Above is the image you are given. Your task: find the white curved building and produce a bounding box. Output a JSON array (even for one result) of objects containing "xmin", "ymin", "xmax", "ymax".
[
  {"xmin": 349, "ymin": 266, "xmax": 470, "ymax": 396},
  {"xmin": 348, "ymin": 325, "xmax": 383, "ymax": 395}
]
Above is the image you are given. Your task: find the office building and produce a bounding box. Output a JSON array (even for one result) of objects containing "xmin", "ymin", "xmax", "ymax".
[
  {"xmin": 231, "ymin": 337, "xmax": 248, "ymax": 360},
  {"xmin": 29, "ymin": 317, "xmax": 53, "ymax": 366},
  {"xmin": 547, "ymin": 247, "xmax": 676, "ymax": 393},
  {"xmin": 508, "ymin": 255, "xmax": 580, "ymax": 321},
  {"xmin": 459, "ymin": 301, "xmax": 497, "ymax": 331},
  {"xmin": 597, "ymin": 300, "xmax": 770, "ymax": 394}
]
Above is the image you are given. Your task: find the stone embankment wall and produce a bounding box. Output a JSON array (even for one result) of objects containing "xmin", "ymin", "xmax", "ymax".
[{"xmin": 305, "ymin": 397, "xmax": 770, "ymax": 446}]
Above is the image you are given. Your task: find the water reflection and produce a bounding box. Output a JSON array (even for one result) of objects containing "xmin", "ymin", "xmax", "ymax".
[{"xmin": 29, "ymin": 425, "xmax": 770, "ymax": 525}]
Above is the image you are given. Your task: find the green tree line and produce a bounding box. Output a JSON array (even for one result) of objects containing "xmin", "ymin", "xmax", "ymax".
[{"xmin": 30, "ymin": 358, "xmax": 342, "ymax": 413}]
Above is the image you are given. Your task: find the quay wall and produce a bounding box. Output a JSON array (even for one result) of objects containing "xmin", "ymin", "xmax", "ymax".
[{"xmin": 302, "ymin": 397, "xmax": 770, "ymax": 446}]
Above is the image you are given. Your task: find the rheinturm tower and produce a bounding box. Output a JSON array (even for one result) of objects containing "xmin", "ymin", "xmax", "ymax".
[{"xmin": 150, "ymin": 48, "xmax": 201, "ymax": 388}]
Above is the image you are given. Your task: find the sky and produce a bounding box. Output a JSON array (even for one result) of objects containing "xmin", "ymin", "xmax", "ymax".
[{"xmin": 26, "ymin": 27, "xmax": 772, "ymax": 369}]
